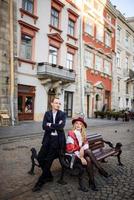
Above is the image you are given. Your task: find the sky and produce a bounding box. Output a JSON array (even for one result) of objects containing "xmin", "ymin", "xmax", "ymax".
[{"xmin": 110, "ymin": 0, "xmax": 134, "ymax": 17}]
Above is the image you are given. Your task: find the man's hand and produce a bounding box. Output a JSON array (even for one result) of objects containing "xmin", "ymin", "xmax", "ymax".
[
  {"xmin": 59, "ymin": 120, "xmax": 63, "ymax": 124},
  {"xmin": 46, "ymin": 123, "xmax": 51, "ymax": 127}
]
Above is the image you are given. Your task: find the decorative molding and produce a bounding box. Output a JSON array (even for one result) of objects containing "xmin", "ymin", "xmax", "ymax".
[
  {"xmin": 52, "ymin": 0, "xmax": 65, "ymax": 8},
  {"xmin": 48, "ymin": 33, "xmax": 64, "ymax": 43},
  {"xmin": 18, "ymin": 58, "xmax": 36, "ymax": 69},
  {"xmin": 67, "ymin": 34, "xmax": 78, "ymax": 41},
  {"xmin": 67, "ymin": 8, "xmax": 79, "ymax": 18},
  {"xmin": 18, "ymin": 20, "xmax": 39, "ymax": 32},
  {"xmin": 49, "ymin": 24, "xmax": 62, "ymax": 34},
  {"xmin": 19, "ymin": 8, "xmax": 38, "ymax": 24},
  {"xmin": 66, "ymin": 43, "xmax": 78, "ymax": 50}
]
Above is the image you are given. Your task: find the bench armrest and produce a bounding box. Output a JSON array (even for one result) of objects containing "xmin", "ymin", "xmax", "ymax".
[
  {"xmin": 102, "ymin": 140, "xmax": 114, "ymax": 148},
  {"xmin": 103, "ymin": 140, "xmax": 122, "ymax": 151}
]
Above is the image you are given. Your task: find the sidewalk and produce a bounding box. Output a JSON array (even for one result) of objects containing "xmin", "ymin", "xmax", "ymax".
[{"xmin": 0, "ymin": 118, "xmax": 125, "ymax": 139}]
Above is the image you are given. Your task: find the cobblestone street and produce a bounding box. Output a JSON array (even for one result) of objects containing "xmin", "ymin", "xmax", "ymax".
[{"xmin": 0, "ymin": 121, "xmax": 134, "ymax": 200}]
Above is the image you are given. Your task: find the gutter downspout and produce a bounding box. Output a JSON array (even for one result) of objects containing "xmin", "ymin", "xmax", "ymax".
[
  {"xmin": 9, "ymin": 0, "xmax": 15, "ymax": 126},
  {"xmin": 79, "ymin": 1, "xmax": 85, "ymax": 117}
]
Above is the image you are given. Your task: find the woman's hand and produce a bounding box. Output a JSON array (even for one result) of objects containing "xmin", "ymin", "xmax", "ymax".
[
  {"xmin": 80, "ymin": 157, "xmax": 87, "ymax": 165},
  {"xmin": 79, "ymin": 147, "xmax": 84, "ymax": 157},
  {"xmin": 79, "ymin": 147, "xmax": 87, "ymax": 165}
]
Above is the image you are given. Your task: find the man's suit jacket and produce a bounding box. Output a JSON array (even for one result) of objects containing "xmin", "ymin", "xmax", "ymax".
[{"xmin": 42, "ymin": 110, "xmax": 66, "ymax": 152}]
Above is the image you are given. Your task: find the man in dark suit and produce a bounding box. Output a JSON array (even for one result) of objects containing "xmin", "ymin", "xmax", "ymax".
[{"xmin": 32, "ymin": 97, "xmax": 66, "ymax": 192}]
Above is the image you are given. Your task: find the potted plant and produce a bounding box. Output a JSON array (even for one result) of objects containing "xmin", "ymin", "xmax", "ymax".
[
  {"xmin": 99, "ymin": 111, "xmax": 106, "ymax": 119},
  {"xmin": 112, "ymin": 112, "xmax": 120, "ymax": 120},
  {"xmin": 58, "ymin": 65, "xmax": 63, "ymax": 69},
  {"xmin": 52, "ymin": 64, "xmax": 57, "ymax": 67},
  {"xmin": 106, "ymin": 110, "xmax": 112, "ymax": 120},
  {"xmin": 69, "ymin": 69, "xmax": 74, "ymax": 72},
  {"xmin": 94, "ymin": 111, "xmax": 100, "ymax": 118}
]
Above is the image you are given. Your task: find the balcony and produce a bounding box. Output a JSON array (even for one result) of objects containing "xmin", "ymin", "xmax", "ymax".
[
  {"xmin": 37, "ymin": 62, "xmax": 75, "ymax": 83},
  {"xmin": 123, "ymin": 69, "xmax": 134, "ymax": 82}
]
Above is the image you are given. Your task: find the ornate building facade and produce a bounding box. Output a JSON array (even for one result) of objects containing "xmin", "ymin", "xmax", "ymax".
[
  {"xmin": 17, "ymin": 0, "xmax": 81, "ymax": 121},
  {"xmin": 82, "ymin": 0, "xmax": 116, "ymax": 117},
  {"xmin": 112, "ymin": 10, "xmax": 134, "ymax": 111}
]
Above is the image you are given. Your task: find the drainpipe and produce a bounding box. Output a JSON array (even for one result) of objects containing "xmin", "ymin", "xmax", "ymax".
[
  {"xmin": 79, "ymin": 1, "xmax": 85, "ymax": 117},
  {"xmin": 9, "ymin": 0, "xmax": 15, "ymax": 126}
]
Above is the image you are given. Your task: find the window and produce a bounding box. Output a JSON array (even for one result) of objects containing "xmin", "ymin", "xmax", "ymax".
[
  {"xmin": 106, "ymin": 13, "xmax": 112, "ymax": 23},
  {"xmin": 84, "ymin": 50, "xmax": 93, "ymax": 68},
  {"xmin": 118, "ymin": 97, "xmax": 120, "ymax": 108},
  {"xmin": 96, "ymin": 25, "xmax": 103, "ymax": 42},
  {"xmin": 22, "ymin": 0, "xmax": 34, "ymax": 13},
  {"xmin": 49, "ymin": 45, "xmax": 58, "ymax": 64},
  {"xmin": 18, "ymin": 96, "xmax": 23, "ymax": 113},
  {"xmin": 104, "ymin": 60, "xmax": 111, "ymax": 75},
  {"xmin": 25, "ymin": 96, "xmax": 33, "ymax": 113},
  {"xmin": 125, "ymin": 32, "xmax": 130, "ymax": 48},
  {"xmin": 20, "ymin": 34, "xmax": 32, "ymax": 60},
  {"xmin": 94, "ymin": 1, "xmax": 103, "ymax": 15},
  {"xmin": 117, "ymin": 79, "xmax": 120, "ymax": 92},
  {"xmin": 133, "ymin": 37, "xmax": 134, "ymax": 52},
  {"xmin": 94, "ymin": 1, "xmax": 99, "ymax": 11},
  {"xmin": 126, "ymin": 83, "xmax": 129, "ymax": 94},
  {"xmin": 51, "ymin": 8, "xmax": 59, "ymax": 28},
  {"xmin": 64, "ymin": 91, "xmax": 73, "ymax": 117},
  {"xmin": 68, "ymin": 19, "xmax": 75, "ymax": 36},
  {"xmin": 117, "ymin": 25, "xmax": 121, "ymax": 42},
  {"xmin": 126, "ymin": 98, "xmax": 129, "ymax": 107},
  {"xmin": 116, "ymin": 50, "xmax": 121, "ymax": 68},
  {"xmin": 95, "ymin": 55, "xmax": 103, "ymax": 71},
  {"xmin": 132, "ymin": 57, "xmax": 134, "ymax": 71},
  {"xmin": 85, "ymin": 18, "xmax": 94, "ymax": 36},
  {"xmin": 125, "ymin": 56, "xmax": 129, "ymax": 71},
  {"xmin": 66, "ymin": 52, "xmax": 74, "ymax": 69},
  {"xmin": 105, "ymin": 32, "xmax": 111, "ymax": 47}
]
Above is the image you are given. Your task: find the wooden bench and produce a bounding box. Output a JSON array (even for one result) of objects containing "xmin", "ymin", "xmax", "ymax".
[
  {"xmin": 28, "ymin": 133, "xmax": 123, "ymax": 175},
  {"xmin": 57, "ymin": 133, "xmax": 123, "ymax": 190},
  {"xmin": 87, "ymin": 133, "xmax": 123, "ymax": 166}
]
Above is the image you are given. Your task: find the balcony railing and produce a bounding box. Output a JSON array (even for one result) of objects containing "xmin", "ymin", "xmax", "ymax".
[{"xmin": 37, "ymin": 62, "xmax": 75, "ymax": 83}]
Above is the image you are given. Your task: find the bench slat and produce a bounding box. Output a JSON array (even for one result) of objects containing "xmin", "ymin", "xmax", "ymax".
[{"xmin": 93, "ymin": 148, "xmax": 117, "ymax": 161}]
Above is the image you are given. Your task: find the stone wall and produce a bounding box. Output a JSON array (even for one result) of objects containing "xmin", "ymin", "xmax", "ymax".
[{"xmin": 0, "ymin": 0, "xmax": 17, "ymax": 125}]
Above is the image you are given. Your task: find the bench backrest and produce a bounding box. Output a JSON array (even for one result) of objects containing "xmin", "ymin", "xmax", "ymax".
[{"xmin": 87, "ymin": 133, "xmax": 104, "ymax": 151}]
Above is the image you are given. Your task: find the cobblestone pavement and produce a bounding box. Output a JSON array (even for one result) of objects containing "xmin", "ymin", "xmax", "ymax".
[{"xmin": 0, "ymin": 121, "xmax": 134, "ymax": 200}]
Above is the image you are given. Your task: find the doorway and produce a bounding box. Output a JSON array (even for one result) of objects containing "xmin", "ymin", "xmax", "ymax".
[
  {"xmin": 47, "ymin": 88, "xmax": 56, "ymax": 110},
  {"xmin": 18, "ymin": 84, "xmax": 35, "ymax": 121},
  {"xmin": 64, "ymin": 91, "xmax": 73, "ymax": 117}
]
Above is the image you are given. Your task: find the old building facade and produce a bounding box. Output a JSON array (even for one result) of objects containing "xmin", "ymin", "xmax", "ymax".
[
  {"xmin": 16, "ymin": 0, "xmax": 82, "ymax": 121},
  {"xmin": 82, "ymin": 0, "xmax": 116, "ymax": 117},
  {"xmin": 112, "ymin": 10, "xmax": 134, "ymax": 111}
]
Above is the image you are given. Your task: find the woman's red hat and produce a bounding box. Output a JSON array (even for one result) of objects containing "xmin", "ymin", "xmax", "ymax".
[{"xmin": 72, "ymin": 117, "xmax": 87, "ymax": 128}]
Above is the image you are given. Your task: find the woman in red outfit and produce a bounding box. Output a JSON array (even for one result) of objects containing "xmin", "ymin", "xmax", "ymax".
[{"xmin": 66, "ymin": 117, "xmax": 109, "ymax": 191}]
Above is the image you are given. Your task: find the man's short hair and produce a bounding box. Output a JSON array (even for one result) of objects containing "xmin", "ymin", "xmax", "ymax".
[{"xmin": 51, "ymin": 97, "xmax": 59, "ymax": 103}]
